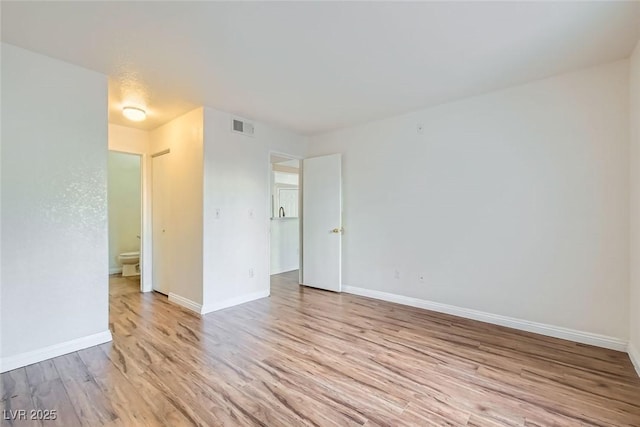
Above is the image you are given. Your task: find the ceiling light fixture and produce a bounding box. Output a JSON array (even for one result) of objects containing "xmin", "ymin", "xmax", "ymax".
[{"xmin": 123, "ymin": 106, "xmax": 146, "ymax": 122}]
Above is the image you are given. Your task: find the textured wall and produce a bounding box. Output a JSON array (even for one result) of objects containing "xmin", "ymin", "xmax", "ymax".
[{"xmin": 1, "ymin": 44, "xmax": 109, "ymax": 359}]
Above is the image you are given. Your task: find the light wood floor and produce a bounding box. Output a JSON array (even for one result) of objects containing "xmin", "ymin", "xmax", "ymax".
[{"xmin": 2, "ymin": 271, "xmax": 640, "ymax": 426}]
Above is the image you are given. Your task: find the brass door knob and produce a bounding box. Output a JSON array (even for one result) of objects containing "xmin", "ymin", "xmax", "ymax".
[{"xmin": 331, "ymin": 228, "xmax": 343, "ymax": 234}]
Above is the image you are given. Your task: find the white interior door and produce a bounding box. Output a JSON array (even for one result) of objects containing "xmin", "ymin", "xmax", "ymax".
[
  {"xmin": 152, "ymin": 152, "xmax": 171, "ymax": 295},
  {"xmin": 302, "ymin": 153, "xmax": 342, "ymax": 292}
]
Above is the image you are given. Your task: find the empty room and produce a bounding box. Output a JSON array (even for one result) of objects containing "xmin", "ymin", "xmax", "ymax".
[{"xmin": 2, "ymin": 1, "xmax": 640, "ymax": 426}]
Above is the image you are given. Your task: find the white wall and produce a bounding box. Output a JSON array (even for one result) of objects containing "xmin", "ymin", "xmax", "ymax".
[
  {"xmin": 309, "ymin": 60, "xmax": 630, "ymax": 343},
  {"xmin": 107, "ymin": 152, "xmax": 141, "ymax": 273},
  {"xmin": 629, "ymin": 40, "xmax": 640, "ymax": 369},
  {"xmin": 108, "ymin": 124, "xmax": 152, "ymax": 291},
  {"xmin": 150, "ymin": 108, "xmax": 204, "ymax": 305},
  {"xmin": 271, "ymin": 219, "xmax": 300, "ymax": 274},
  {"xmin": 202, "ymin": 108, "xmax": 307, "ymax": 312},
  {"xmin": 1, "ymin": 44, "xmax": 111, "ymax": 370},
  {"xmin": 109, "ymin": 124, "xmax": 150, "ymax": 154}
]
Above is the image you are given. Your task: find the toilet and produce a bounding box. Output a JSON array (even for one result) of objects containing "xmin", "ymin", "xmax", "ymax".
[{"xmin": 118, "ymin": 251, "xmax": 140, "ymax": 277}]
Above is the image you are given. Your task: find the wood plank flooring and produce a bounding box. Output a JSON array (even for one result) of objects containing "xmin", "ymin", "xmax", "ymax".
[{"xmin": 2, "ymin": 271, "xmax": 640, "ymax": 426}]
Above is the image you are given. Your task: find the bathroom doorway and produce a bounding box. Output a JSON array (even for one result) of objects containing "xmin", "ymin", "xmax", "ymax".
[
  {"xmin": 269, "ymin": 154, "xmax": 301, "ymax": 291},
  {"xmin": 108, "ymin": 151, "xmax": 143, "ymax": 288}
]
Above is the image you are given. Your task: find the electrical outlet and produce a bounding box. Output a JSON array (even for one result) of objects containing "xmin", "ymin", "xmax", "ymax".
[
  {"xmin": 248, "ymin": 268, "xmax": 254, "ymax": 278},
  {"xmin": 419, "ymin": 274, "xmax": 425, "ymax": 283},
  {"xmin": 394, "ymin": 269, "xmax": 400, "ymax": 279}
]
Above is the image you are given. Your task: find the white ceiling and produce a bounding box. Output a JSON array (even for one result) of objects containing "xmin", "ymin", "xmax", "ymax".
[{"xmin": 2, "ymin": 2, "xmax": 639, "ymax": 135}]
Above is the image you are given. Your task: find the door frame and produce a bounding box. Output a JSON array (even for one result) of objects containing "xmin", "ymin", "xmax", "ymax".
[
  {"xmin": 267, "ymin": 151, "xmax": 303, "ymax": 284},
  {"xmin": 108, "ymin": 149, "xmax": 151, "ymax": 293}
]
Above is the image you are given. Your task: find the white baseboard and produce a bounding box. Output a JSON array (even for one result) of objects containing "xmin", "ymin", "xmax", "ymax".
[
  {"xmin": 628, "ymin": 343, "xmax": 640, "ymax": 378},
  {"xmin": 168, "ymin": 292, "xmax": 203, "ymax": 314},
  {"xmin": 202, "ymin": 289, "xmax": 270, "ymax": 314},
  {"xmin": 0, "ymin": 330, "xmax": 113, "ymax": 373},
  {"xmin": 343, "ymin": 286, "xmax": 627, "ymax": 352},
  {"xmin": 109, "ymin": 267, "xmax": 122, "ymax": 275}
]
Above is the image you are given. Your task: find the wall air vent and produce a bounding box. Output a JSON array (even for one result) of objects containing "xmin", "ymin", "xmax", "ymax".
[{"xmin": 231, "ymin": 118, "xmax": 255, "ymax": 137}]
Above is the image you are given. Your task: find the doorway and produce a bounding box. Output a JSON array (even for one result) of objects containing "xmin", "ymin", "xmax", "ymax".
[
  {"xmin": 268, "ymin": 152, "xmax": 344, "ymax": 293},
  {"xmin": 269, "ymin": 154, "xmax": 301, "ymax": 290},
  {"xmin": 107, "ymin": 151, "xmax": 142, "ymax": 288}
]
